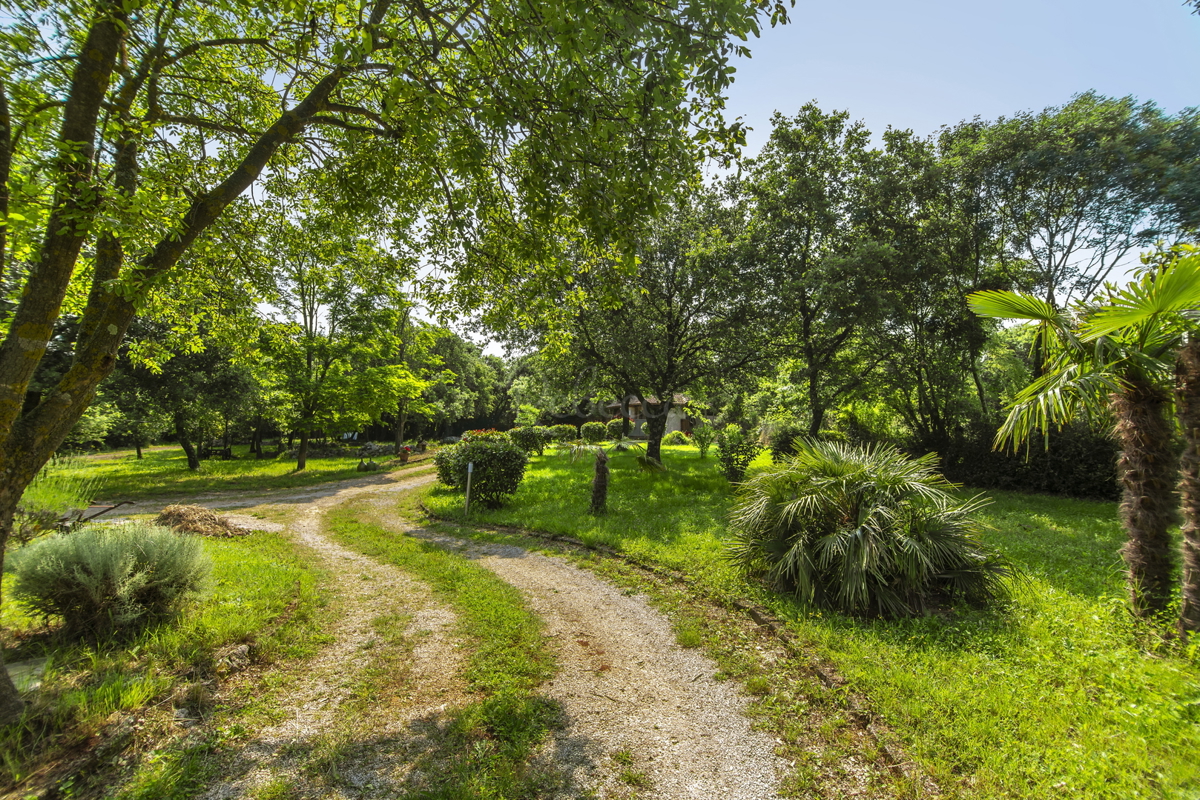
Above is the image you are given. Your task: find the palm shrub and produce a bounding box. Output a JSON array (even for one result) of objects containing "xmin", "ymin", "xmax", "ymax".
[
  {"xmin": 433, "ymin": 439, "xmax": 529, "ymax": 508},
  {"xmin": 7, "ymin": 523, "xmax": 211, "ymax": 636},
  {"xmin": 580, "ymin": 421, "xmax": 607, "ymax": 444},
  {"xmin": 605, "ymin": 418, "xmax": 626, "ymax": 440},
  {"xmin": 728, "ymin": 440, "xmax": 1014, "ymax": 617},
  {"xmin": 715, "ymin": 424, "xmax": 761, "ymax": 483}
]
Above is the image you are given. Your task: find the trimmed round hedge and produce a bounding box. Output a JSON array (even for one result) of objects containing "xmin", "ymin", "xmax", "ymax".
[
  {"xmin": 581, "ymin": 421, "xmax": 607, "ymax": 444},
  {"xmin": 460, "ymin": 428, "xmax": 510, "ymax": 444},
  {"xmin": 547, "ymin": 424, "xmax": 577, "ymax": 442},
  {"xmin": 434, "ymin": 439, "xmax": 529, "ymax": 508},
  {"xmin": 606, "ymin": 418, "xmax": 625, "ymax": 440},
  {"xmin": 508, "ymin": 426, "xmax": 548, "ymax": 455},
  {"xmin": 662, "ymin": 430, "xmax": 689, "ymax": 446}
]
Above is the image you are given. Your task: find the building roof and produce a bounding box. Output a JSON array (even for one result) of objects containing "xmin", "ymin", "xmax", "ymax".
[{"xmin": 605, "ymin": 394, "xmax": 689, "ymax": 410}]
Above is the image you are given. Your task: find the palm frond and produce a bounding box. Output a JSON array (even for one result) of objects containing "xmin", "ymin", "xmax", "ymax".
[
  {"xmin": 726, "ymin": 440, "xmax": 1012, "ymax": 617},
  {"xmin": 1083, "ymin": 253, "xmax": 1200, "ymax": 339},
  {"xmin": 995, "ymin": 363, "xmax": 1122, "ymax": 450},
  {"xmin": 967, "ymin": 290, "xmax": 1061, "ymax": 323}
]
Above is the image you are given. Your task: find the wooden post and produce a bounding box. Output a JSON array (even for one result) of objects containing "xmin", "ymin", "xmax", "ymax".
[{"xmin": 465, "ymin": 461, "xmax": 474, "ymax": 517}]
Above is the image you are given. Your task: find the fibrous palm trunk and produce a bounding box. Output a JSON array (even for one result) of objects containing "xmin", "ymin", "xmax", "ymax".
[
  {"xmin": 1176, "ymin": 339, "xmax": 1200, "ymax": 636},
  {"xmin": 590, "ymin": 451, "xmax": 609, "ymax": 515},
  {"xmin": 1111, "ymin": 376, "xmax": 1177, "ymax": 618}
]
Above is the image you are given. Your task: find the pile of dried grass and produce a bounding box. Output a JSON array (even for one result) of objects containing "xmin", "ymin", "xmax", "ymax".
[{"xmin": 154, "ymin": 505, "xmax": 247, "ymax": 538}]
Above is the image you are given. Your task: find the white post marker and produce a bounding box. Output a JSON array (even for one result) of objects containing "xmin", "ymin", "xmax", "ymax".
[{"xmin": 464, "ymin": 461, "xmax": 474, "ymax": 516}]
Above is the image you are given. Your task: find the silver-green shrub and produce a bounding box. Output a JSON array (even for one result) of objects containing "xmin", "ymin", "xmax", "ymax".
[{"xmin": 8, "ymin": 523, "xmax": 211, "ymax": 635}]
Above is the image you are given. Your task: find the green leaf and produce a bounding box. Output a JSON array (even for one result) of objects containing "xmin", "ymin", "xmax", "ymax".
[{"xmin": 967, "ymin": 290, "xmax": 1058, "ymax": 323}]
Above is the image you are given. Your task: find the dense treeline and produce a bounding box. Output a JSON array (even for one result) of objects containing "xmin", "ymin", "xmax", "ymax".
[{"xmin": 511, "ymin": 93, "xmax": 1197, "ymax": 500}]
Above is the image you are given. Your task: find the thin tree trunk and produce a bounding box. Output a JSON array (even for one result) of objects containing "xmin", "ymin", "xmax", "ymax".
[
  {"xmin": 135, "ymin": 441, "xmax": 143, "ymax": 459},
  {"xmin": 590, "ymin": 450, "xmax": 609, "ymax": 515},
  {"xmin": 807, "ymin": 373, "xmax": 825, "ymax": 437},
  {"xmin": 394, "ymin": 402, "xmax": 408, "ymax": 455},
  {"xmin": 1111, "ymin": 376, "xmax": 1177, "ymax": 618},
  {"xmin": 174, "ymin": 413, "xmax": 200, "ymax": 471},
  {"xmin": 297, "ymin": 431, "xmax": 310, "ymax": 471},
  {"xmin": 1176, "ymin": 339, "xmax": 1200, "ymax": 636}
]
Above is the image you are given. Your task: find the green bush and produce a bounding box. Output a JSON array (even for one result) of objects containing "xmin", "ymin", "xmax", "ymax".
[
  {"xmin": 460, "ymin": 428, "xmax": 510, "ymax": 444},
  {"xmin": 662, "ymin": 430, "xmax": 689, "ymax": 446},
  {"xmin": 547, "ymin": 424, "xmax": 577, "ymax": 442},
  {"xmin": 767, "ymin": 420, "xmax": 807, "ymax": 460},
  {"xmin": 7, "ymin": 523, "xmax": 211, "ymax": 635},
  {"xmin": 581, "ymin": 421, "xmax": 607, "ymax": 444},
  {"xmin": 715, "ymin": 424, "xmax": 762, "ymax": 483},
  {"xmin": 606, "ymin": 418, "xmax": 626, "ymax": 440},
  {"xmin": 433, "ymin": 440, "xmax": 529, "ymax": 508},
  {"xmin": 933, "ymin": 418, "xmax": 1119, "ymax": 501},
  {"xmin": 727, "ymin": 439, "xmax": 1014, "ymax": 617},
  {"xmin": 690, "ymin": 418, "xmax": 715, "ymax": 458},
  {"xmin": 508, "ymin": 426, "xmax": 547, "ymax": 455}
]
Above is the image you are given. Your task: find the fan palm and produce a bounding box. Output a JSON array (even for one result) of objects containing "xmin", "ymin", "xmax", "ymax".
[
  {"xmin": 727, "ymin": 439, "xmax": 1013, "ymax": 617},
  {"xmin": 969, "ymin": 256, "xmax": 1200, "ymax": 619},
  {"xmin": 1079, "ymin": 247, "xmax": 1200, "ymax": 635}
]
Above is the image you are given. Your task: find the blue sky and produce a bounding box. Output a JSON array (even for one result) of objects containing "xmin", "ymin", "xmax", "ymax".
[{"xmin": 723, "ymin": 0, "xmax": 1200, "ymax": 155}]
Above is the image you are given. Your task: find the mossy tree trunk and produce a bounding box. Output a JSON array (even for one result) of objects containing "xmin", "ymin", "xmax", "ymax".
[
  {"xmin": 174, "ymin": 412, "xmax": 200, "ymax": 471},
  {"xmin": 1111, "ymin": 376, "xmax": 1177, "ymax": 618},
  {"xmin": 1176, "ymin": 338, "xmax": 1200, "ymax": 637},
  {"xmin": 590, "ymin": 450, "xmax": 609, "ymax": 515}
]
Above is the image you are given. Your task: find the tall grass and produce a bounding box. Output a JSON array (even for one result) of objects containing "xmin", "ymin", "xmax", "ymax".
[
  {"xmin": 18, "ymin": 455, "xmax": 104, "ymax": 515},
  {"xmin": 423, "ymin": 446, "xmax": 1200, "ymax": 799}
]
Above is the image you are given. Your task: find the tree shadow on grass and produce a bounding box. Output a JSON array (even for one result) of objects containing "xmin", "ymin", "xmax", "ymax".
[{"xmin": 201, "ymin": 694, "xmax": 603, "ymax": 800}]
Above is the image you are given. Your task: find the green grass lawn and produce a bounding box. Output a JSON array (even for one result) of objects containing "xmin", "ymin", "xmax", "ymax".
[
  {"xmin": 424, "ymin": 444, "xmax": 1200, "ymax": 800},
  {"xmin": 1, "ymin": 529, "xmax": 328, "ymax": 792},
  {"xmin": 40, "ymin": 444, "xmax": 434, "ymax": 503}
]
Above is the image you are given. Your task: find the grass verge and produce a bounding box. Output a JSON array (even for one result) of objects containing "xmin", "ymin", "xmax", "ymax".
[
  {"xmin": 1, "ymin": 530, "xmax": 328, "ymax": 797},
  {"xmin": 322, "ymin": 500, "xmax": 565, "ymax": 798},
  {"xmin": 423, "ymin": 445, "xmax": 1200, "ymax": 800},
  {"xmin": 47, "ymin": 444, "xmax": 436, "ymax": 503}
]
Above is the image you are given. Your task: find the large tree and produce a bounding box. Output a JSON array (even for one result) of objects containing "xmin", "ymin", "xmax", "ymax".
[
  {"xmin": 561, "ymin": 192, "xmax": 780, "ymax": 462},
  {"xmin": 963, "ymin": 93, "xmax": 1190, "ymax": 309},
  {"xmin": 736, "ymin": 104, "xmax": 896, "ymax": 436},
  {"xmin": 263, "ymin": 213, "xmax": 424, "ymax": 470},
  {"xmin": 0, "ymin": 0, "xmax": 790, "ymax": 721}
]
